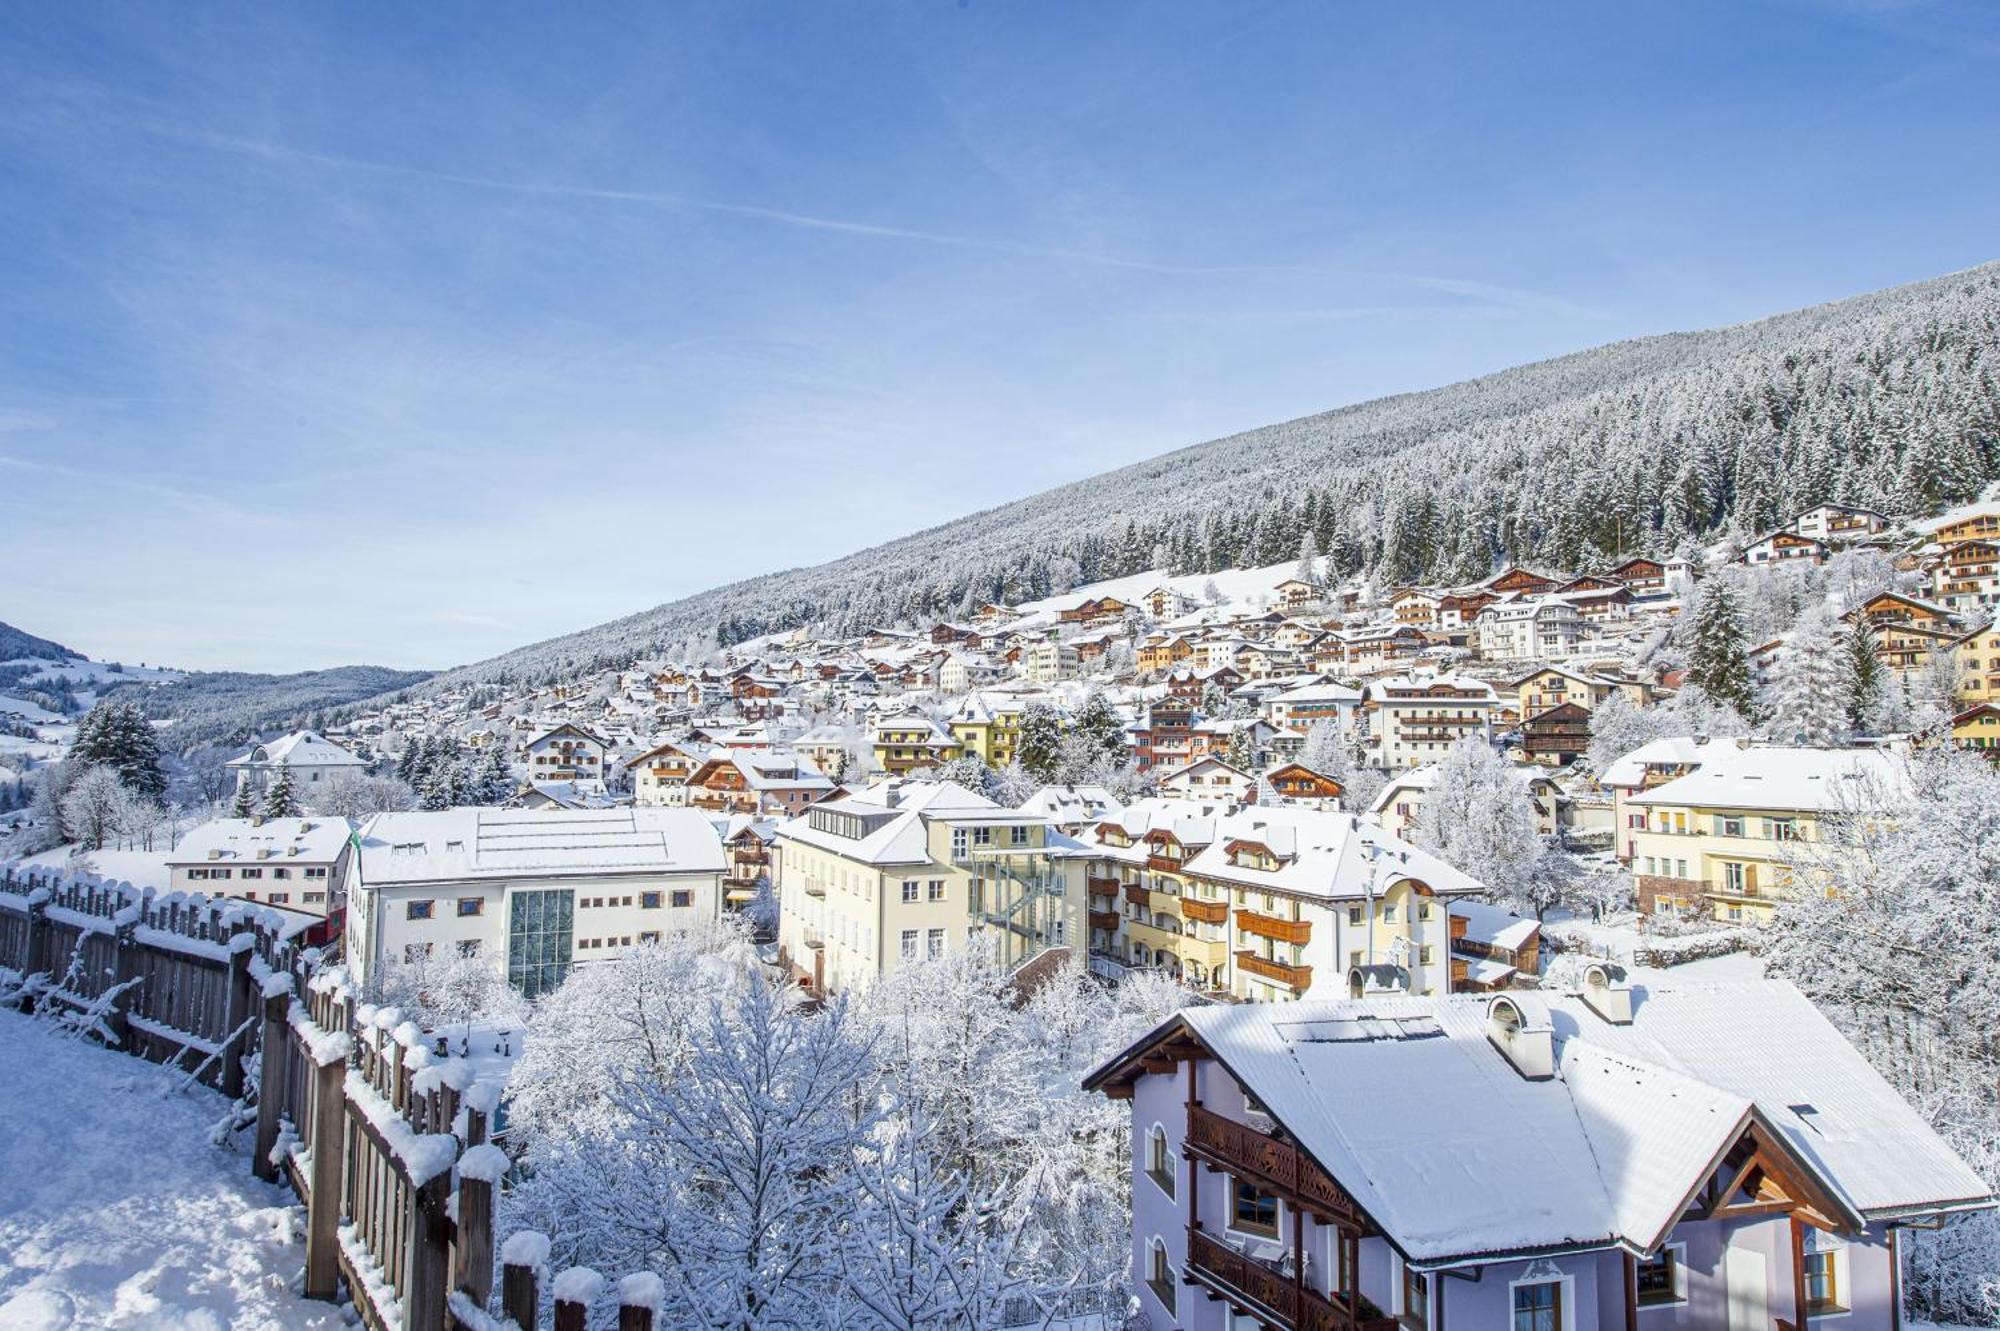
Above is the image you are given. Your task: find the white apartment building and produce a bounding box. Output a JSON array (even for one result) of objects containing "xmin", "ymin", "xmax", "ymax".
[
  {"xmin": 168, "ymin": 816, "xmax": 353, "ymax": 917},
  {"xmin": 1475, "ymin": 596, "xmax": 1588, "ymax": 662},
  {"xmin": 774, "ymin": 781, "xmax": 1082, "ymax": 999},
  {"xmin": 342, "ymin": 806, "xmax": 726, "ymax": 998},
  {"xmin": 1362, "ymin": 674, "xmax": 1500, "ymax": 770},
  {"xmin": 520, "ymin": 723, "xmax": 611, "ymax": 784},
  {"xmin": 1021, "ymin": 635, "xmax": 1079, "ymax": 684}
]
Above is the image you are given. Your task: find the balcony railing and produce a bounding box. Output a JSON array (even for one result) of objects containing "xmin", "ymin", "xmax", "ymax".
[
  {"xmin": 1235, "ymin": 950, "xmax": 1313, "ymax": 990},
  {"xmin": 1124, "ymin": 884, "xmax": 1151, "ymax": 908},
  {"xmin": 1146, "ymin": 853, "xmax": 1184, "ymax": 874},
  {"xmin": 1182, "ymin": 897, "xmax": 1230, "ymax": 925},
  {"xmin": 1185, "ymin": 1105, "xmax": 1368, "ymax": 1229},
  {"xmin": 1089, "ymin": 910, "xmax": 1121, "ymax": 934},
  {"xmin": 1184, "ymin": 1228, "xmax": 1394, "ymax": 1331},
  {"xmin": 1236, "ymin": 908, "xmax": 1311, "ymax": 945},
  {"xmin": 1086, "ymin": 875, "xmax": 1124, "ymax": 897}
]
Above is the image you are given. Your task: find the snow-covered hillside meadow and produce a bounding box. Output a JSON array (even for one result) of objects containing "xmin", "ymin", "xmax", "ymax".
[{"xmin": 0, "ymin": 1009, "xmax": 341, "ymax": 1330}]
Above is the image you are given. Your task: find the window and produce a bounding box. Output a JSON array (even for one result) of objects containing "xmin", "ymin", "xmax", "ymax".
[
  {"xmin": 457, "ymin": 897, "xmax": 483, "ymax": 917},
  {"xmin": 1382, "ymin": 903, "xmax": 1397, "ymax": 924},
  {"xmin": 506, "ymin": 889, "xmax": 574, "ymax": 999},
  {"xmin": 901, "ymin": 929, "xmax": 919, "ymax": 961},
  {"xmin": 1146, "ymin": 1125, "xmax": 1175, "ymax": 1198},
  {"xmin": 273, "ymin": 868, "xmax": 291, "ymax": 879},
  {"xmin": 1770, "ymin": 818, "xmax": 1799, "ymax": 842},
  {"xmin": 241, "ymin": 868, "xmax": 263, "ymax": 880},
  {"xmin": 268, "ymin": 892, "xmax": 289, "ymax": 905},
  {"xmin": 1231, "ymin": 1182, "xmax": 1279, "ymax": 1237},
  {"xmin": 1636, "ymin": 1245, "xmax": 1683, "ymax": 1306},
  {"xmin": 305, "ymin": 867, "xmax": 327, "ymax": 880},
  {"xmin": 902, "ymin": 880, "xmax": 920, "ymax": 903},
  {"xmin": 1348, "ymin": 906, "xmax": 1363, "ymax": 926},
  {"xmin": 304, "ymin": 892, "xmax": 325, "ymax": 904},
  {"xmin": 973, "ymin": 825, "xmax": 993, "ymax": 845},
  {"xmin": 404, "ymin": 942, "xmax": 432, "ymax": 963},
  {"xmin": 1804, "ymin": 1251, "xmax": 1842, "ymax": 1314},
  {"xmin": 406, "ymin": 900, "xmax": 434, "ymax": 921},
  {"xmin": 671, "ymin": 890, "xmax": 693, "ymax": 908},
  {"xmin": 927, "ymin": 928, "xmax": 946, "ymax": 959},
  {"xmin": 457, "ymin": 939, "xmax": 481, "ymax": 958},
  {"xmin": 1403, "ymin": 1264, "xmax": 1429, "ymax": 1327},
  {"xmin": 1010, "ymin": 824, "xmax": 1028, "ymax": 845},
  {"xmin": 927, "ymin": 879, "xmax": 946, "ymax": 902},
  {"xmin": 1717, "ymin": 815, "xmax": 1745, "ymax": 837},
  {"xmin": 1146, "ymin": 1238, "xmax": 1176, "ymax": 1316},
  {"xmin": 641, "ymin": 891, "xmax": 662, "ymax": 909},
  {"xmin": 1510, "ymin": 1279, "xmax": 1560, "ymax": 1331}
]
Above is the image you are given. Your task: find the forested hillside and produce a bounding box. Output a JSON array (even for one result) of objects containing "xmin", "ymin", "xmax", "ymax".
[
  {"xmin": 403, "ymin": 262, "xmax": 2000, "ymax": 694},
  {"xmin": 106, "ymin": 665, "xmax": 432, "ymax": 747},
  {"xmin": 0, "ymin": 622, "xmax": 82, "ymax": 664}
]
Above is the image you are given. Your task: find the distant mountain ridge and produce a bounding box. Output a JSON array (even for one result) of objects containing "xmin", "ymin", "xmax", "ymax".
[
  {"xmin": 107, "ymin": 665, "xmax": 433, "ymax": 749},
  {"xmin": 356, "ymin": 260, "xmax": 1994, "ymax": 705},
  {"xmin": 0, "ymin": 621, "xmax": 83, "ymax": 663}
]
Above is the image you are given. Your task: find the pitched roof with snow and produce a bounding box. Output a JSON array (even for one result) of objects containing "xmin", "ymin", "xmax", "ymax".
[
  {"xmin": 1630, "ymin": 745, "xmax": 1911, "ymax": 814},
  {"xmin": 170, "ymin": 816, "xmax": 353, "ymax": 866},
  {"xmin": 227, "ymin": 730, "xmax": 367, "ymax": 771},
  {"xmin": 1088, "ymin": 981, "xmax": 1991, "ymax": 1265}
]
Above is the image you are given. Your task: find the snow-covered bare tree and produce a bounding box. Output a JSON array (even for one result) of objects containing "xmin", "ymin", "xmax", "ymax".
[
  {"xmin": 1761, "ymin": 605, "xmax": 1848, "ymax": 747},
  {"xmin": 1411, "ymin": 739, "xmax": 1550, "ymax": 915}
]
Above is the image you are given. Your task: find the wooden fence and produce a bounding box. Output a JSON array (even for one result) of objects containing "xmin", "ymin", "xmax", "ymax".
[{"xmin": 1, "ymin": 865, "xmax": 671, "ymax": 1331}]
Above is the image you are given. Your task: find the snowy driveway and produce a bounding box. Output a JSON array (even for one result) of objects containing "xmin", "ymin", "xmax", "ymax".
[{"xmin": 0, "ymin": 1011, "xmax": 347, "ymax": 1330}]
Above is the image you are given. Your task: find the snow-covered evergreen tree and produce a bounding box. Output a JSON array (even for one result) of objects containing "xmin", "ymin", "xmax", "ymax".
[
  {"xmin": 68, "ymin": 700, "xmax": 166, "ymax": 799},
  {"xmin": 1685, "ymin": 576, "xmax": 1757, "ymax": 717},
  {"xmin": 260, "ymin": 765, "xmax": 299, "ymax": 819},
  {"xmin": 1762, "ymin": 605, "xmax": 1848, "ymax": 747},
  {"xmin": 1411, "ymin": 739, "xmax": 1548, "ymax": 915}
]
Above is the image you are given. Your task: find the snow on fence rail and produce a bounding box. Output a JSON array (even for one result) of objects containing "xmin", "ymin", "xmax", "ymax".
[
  {"xmin": 0, "ymin": 864, "xmax": 307, "ymax": 1091},
  {"xmin": 0, "ymin": 864, "xmax": 672, "ymax": 1331},
  {"xmin": 1632, "ymin": 927, "xmax": 1756, "ymax": 968}
]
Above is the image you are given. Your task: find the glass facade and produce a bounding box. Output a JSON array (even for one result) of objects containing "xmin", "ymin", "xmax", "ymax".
[{"xmin": 507, "ymin": 888, "xmax": 574, "ymax": 998}]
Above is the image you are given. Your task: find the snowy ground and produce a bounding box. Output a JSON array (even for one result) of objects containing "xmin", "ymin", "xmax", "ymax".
[{"xmin": 0, "ymin": 1010, "xmax": 348, "ymax": 1330}]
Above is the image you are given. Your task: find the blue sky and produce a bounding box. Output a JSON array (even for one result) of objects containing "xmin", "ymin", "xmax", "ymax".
[{"xmin": 2, "ymin": 1, "xmax": 1997, "ymax": 673}]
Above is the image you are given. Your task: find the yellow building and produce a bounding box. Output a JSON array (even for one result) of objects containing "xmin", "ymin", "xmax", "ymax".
[
  {"xmin": 1628, "ymin": 746, "xmax": 1905, "ymax": 924},
  {"xmin": 946, "ymin": 694, "xmax": 1022, "ymax": 768},
  {"xmin": 1954, "ymin": 623, "xmax": 2000, "ymax": 706},
  {"xmin": 870, "ymin": 712, "xmax": 961, "ymax": 774},
  {"xmin": 1950, "ymin": 703, "xmax": 2000, "ymax": 754},
  {"xmin": 773, "ymin": 781, "xmax": 1080, "ymax": 998}
]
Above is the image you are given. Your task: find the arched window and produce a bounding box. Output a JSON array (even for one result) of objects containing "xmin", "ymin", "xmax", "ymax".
[
  {"xmin": 1147, "ymin": 1237, "xmax": 1177, "ymax": 1316},
  {"xmin": 1146, "ymin": 1124, "xmax": 1175, "ymax": 1197}
]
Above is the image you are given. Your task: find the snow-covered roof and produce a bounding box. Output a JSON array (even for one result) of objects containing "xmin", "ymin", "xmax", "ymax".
[
  {"xmin": 1090, "ymin": 982, "xmax": 1991, "ymax": 1265},
  {"xmin": 1449, "ymin": 897, "xmax": 1540, "ymax": 952},
  {"xmin": 1630, "ymin": 746, "xmax": 1911, "ymax": 814},
  {"xmin": 226, "ymin": 730, "xmax": 366, "ymax": 772},
  {"xmin": 1598, "ymin": 736, "xmax": 1710, "ymax": 788},
  {"xmin": 169, "ymin": 816, "xmax": 353, "ymax": 866},
  {"xmin": 1015, "ymin": 784, "xmax": 1122, "ymax": 825},
  {"xmin": 352, "ymin": 807, "xmax": 725, "ymax": 885},
  {"xmin": 776, "ymin": 780, "xmax": 1039, "ymax": 866}
]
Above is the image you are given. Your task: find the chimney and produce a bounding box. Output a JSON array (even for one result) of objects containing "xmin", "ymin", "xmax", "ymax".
[
  {"xmin": 1487, "ymin": 994, "xmax": 1556, "ymax": 1080},
  {"xmin": 1581, "ymin": 962, "xmax": 1634, "ymax": 1025}
]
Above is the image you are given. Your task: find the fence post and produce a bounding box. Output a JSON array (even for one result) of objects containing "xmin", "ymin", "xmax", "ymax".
[
  {"xmin": 251, "ymin": 986, "xmax": 291, "ymax": 1183},
  {"xmin": 552, "ymin": 1267, "xmax": 602, "ymax": 1331},
  {"xmin": 618, "ymin": 1273, "xmax": 664, "ymax": 1331},
  {"xmin": 303, "ymin": 1049, "xmax": 346, "ymax": 1300},
  {"xmin": 501, "ymin": 1232, "xmax": 549, "ymax": 1331},
  {"xmin": 405, "ymin": 1173, "xmax": 454, "ymax": 1331},
  {"xmin": 453, "ymin": 1145, "xmax": 507, "ymax": 1311},
  {"xmin": 107, "ymin": 916, "xmax": 142, "ymax": 1050},
  {"xmin": 220, "ymin": 925, "xmax": 258, "ymax": 1100},
  {"xmin": 23, "ymin": 894, "xmax": 49, "ymax": 997}
]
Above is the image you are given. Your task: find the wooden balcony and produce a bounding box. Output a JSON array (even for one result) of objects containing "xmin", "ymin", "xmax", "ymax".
[
  {"xmin": 1088, "ymin": 910, "xmax": 1121, "ymax": 934},
  {"xmin": 1236, "ymin": 908, "xmax": 1311, "ymax": 945},
  {"xmin": 1185, "ymin": 1105, "xmax": 1369, "ymax": 1230},
  {"xmin": 1181, "ymin": 896, "xmax": 1230, "ymax": 925},
  {"xmin": 1146, "ymin": 854, "xmax": 1184, "ymax": 874},
  {"xmin": 1086, "ymin": 875, "xmax": 1123, "ymax": 898},
  {"xmin": 1235, "ymin": 950, "xmax": 1312, "ymax": 991},
  {"xmin": 1124, "ymin": 884, "xmax": 1151, "ymax": 908},
  {"xmin": 1184, "ymin": 1228, "xmax": 1394, "ymax": 1331}
]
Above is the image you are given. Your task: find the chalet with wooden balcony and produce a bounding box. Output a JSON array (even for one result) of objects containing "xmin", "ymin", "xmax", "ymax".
[
  {"xmin": 1361, "ymin": 674, "xmax": 1499, "ymax": 770},
  {"xmin": 1738, "ymin": 529, "xmax": 1829, "ymax": 569},
  {"xmin": 1518, "ymin": 700, "xmax": 1591, "ymax": 765},
  {"xmin": 1087, "ymin": 979, "xmax": 1993, "ymax": 1331},
  {"xmin": 1929, "ymin": 537, "xmax": 2000, "ymax": 615},
  {"xmin": 1793, "ymin": 502, "xmax": 1890, "ymax": 543},
  {"xmin": 626, "ymin": 739, "xmax": 708, "ymax": 807},
  {"xmin": 1604, "ymin": 555, "xmax": 1670, "ymax": 597},
  {"xmin": 1158, "ymin": 755, "xmax": 1258, "ymax": 805},
  {"xmin": 1257, "ymin": 762, "xmax": 1345, "ymax": 809},
  {"xmin": 685, "ymin": 751, "xmax": 835, "ymax": 818}
]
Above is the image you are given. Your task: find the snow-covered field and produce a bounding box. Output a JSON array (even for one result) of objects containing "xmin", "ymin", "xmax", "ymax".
[{"xmin": 0, "ymin": 1011, "xmax": 346, "ymax": 1330}]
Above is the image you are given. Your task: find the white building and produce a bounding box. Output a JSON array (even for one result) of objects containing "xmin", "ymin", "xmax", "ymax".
[
  {"xmin": 226, "ymin": 730, "xmax": 368, "ymax": 798},
  {"xmin": 1021, "ymin": 635, "xmax": 1079, "ymax": 684},
  {"xmin": 1363, "ymin": 674, "xmax": 1500, "ymax": 770},
  {"xmin": 1475, "ymin": 596, "xmax": 1588, "ymax": 662},
  {"xmin": 520, "ymin": 723, "xmax": 611, "ymax": 784},
  {"xmin": 168, "ymin": 816, "xmax": 353, "ymax": 917},
  {"xmin": 342, "ymin": 806, "xmax": 726, "ymax": 997}
]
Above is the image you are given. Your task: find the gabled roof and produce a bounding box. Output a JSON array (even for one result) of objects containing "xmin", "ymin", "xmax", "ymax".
[
  {"xmin": 1086, "ymin": 982, "xmax": 1991, "ymax": 1265},
  {"xmin": 227, "ymin": 730, "xmax": 367, "ymax": 772}
]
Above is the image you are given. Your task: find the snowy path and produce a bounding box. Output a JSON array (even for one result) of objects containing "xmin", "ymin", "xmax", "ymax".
[{"xmin": 0, "ymin": 1010, "xmax": 349, "ymax": 1330}]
